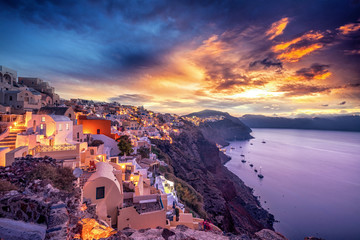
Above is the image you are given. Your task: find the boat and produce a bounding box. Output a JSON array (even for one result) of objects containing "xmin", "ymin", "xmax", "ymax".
[
  {"xmin": 231, "ymin": 147, "xmax": 235, "ymax": 150},
  {"xmin": 240, "ymin": 154, "xmax": 245, "ymax": 157},
  {"xmin": 241, "ymin": 159, "xmax": 246, "ymax": 163},
  {"xmin": 249, "ymin": 164, "xmax": 253, "ymax": 167},
  {"xmin": 254, "ymin": 169, "xmax": 258, "ymax": 173},
  {"xmin": 258, "ymin": 167, "xmax": 264, "ymax": 178},
  {"xmin": 262, "ymin": 140, "xmax": 266, "ymax": 143},
  {"xmin": 239, "ymin": 146, "xmax": 242, "ymax": 148},
  {"xmin": 250, "ymin": 143, "xmax": 253, "ymax": 145}
]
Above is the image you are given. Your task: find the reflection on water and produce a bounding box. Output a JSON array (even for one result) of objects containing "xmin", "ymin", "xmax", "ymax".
[{"xmin": 225, "ymin": 129, "xmax": 360, "ymax": 240}]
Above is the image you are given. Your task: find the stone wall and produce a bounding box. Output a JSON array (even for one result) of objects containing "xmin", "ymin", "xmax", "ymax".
[
  {"xmin": 0, "ymin": 156, "xmax": 84, "ymax": 240},
  {"xmin": 0, "ymin": 192, "xmax": 49, "ymax": 224}
]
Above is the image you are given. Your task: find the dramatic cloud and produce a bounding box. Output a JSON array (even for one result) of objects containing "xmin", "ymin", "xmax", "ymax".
[
  {"xmin": 266, "ymin": 17, "xmax": 289, "ymax": 40},
  {"xmin": 108, "ymin": 94, "xmax": 153, "ymax": 105},
  {"xmin": 278, "ymin": 84, "xmax": 332, "ymax": 97},
  {"xmin": 338, "ymin": 22, "xmax": 360, "ymax": 35},
  {"xmin": 249, "ymin": 58, "xmax": 283, "ymax": 69},
  {"xmin": 0, "ymin": 0, "xmax": 359, "ymax": 116},
  {"xmin": 295, "ymin": 63, "xmax": 331, "ymax": 80}
]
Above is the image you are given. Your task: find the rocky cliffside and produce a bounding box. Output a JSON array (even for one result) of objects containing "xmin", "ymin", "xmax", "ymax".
[
  {"xmin": 185, "ymin": 110, "xmax": 253, "ymax": 146},
  {"xmin": 152, "ymin": 122, "xmax": 274, "ymax": 236}
]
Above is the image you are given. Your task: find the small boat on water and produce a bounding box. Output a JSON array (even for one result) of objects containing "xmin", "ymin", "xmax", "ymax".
[
  {"xmin": 254, "ymin": 169, "xmax": 258, "ymax": 173},
  {"xmin": 241, "ymin": 159, "xmax": 246, "ymax": 163},
  {"xmin": 257, "ymin": 167, "xmax": 264, "ymax": 179},
  {"xmin": 262, "ymin": 140, "xmax": 266, "ymax": 143},
  {"xmin": 240, "ymin": 154, "xmax": 245, "ymax": 157},
  {"xmin": 249, "ymin": 163, "xmax": 253, "ymax": 167},
  {"xmin": 250, "ymin": 143, "xmax": 253, "ymax": 145},
  {"xmin": 231, "ymin": 147, "xmax": 235, "ymax": 150}
]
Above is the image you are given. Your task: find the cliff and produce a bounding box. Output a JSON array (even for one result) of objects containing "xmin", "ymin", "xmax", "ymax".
[
  {"xmin": 185, "ymin": 110, "xmax": 253, "ymax": 146},
  {"xmin": 240, "ymin": 114, "xmax": 360, "ymax": 132},
  {"xmin": 152, "ymin": 122, "xmax": 274, "ymax": 236}
]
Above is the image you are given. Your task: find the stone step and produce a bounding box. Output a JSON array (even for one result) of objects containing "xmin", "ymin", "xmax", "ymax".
[
  {"xmin": 0, "ymin": 144, "xmax": 15, "ymax": 147},
  {"xmin": 0, "ymin": 139, "xmax": 16, "ymax": 143}
]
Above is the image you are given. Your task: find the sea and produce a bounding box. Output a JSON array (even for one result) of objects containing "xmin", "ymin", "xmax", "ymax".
[{"xmin": 224, "ymin": 128, "xmax": 360, "ymax": 240}]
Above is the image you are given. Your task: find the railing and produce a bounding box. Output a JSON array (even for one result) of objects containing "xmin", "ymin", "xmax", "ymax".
[{"xmin": 33, "ymin": 144, "xmax": 76, "ymax": 153}]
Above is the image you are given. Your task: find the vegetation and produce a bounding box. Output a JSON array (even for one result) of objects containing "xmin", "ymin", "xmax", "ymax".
[
  {"xmin": 138, "ymin": 146, "xmax": 150, "ymax": 159},
  {"xmin": 151, "ymin": 144, "xmax": 168, "ymax": 163},
  {"xmin": 116, "ymin": 135, "xmax": 134, "ymax": 156},
  {"xmin": 175, "ymin": 181, "xmax": 206, "ymax": 218},
  {"xmin": 151, "ymin": 139, "xmax": 207, "ymax": 218},
  {"xmin": 27, "ymin": 163, "xmax": 75, "ymax": 192},
  {"xmin": 0, "ymin": 180, "xmax": 18, "ymax": 192},
  {"xmin": 175, "ymin": 207, "xmax": 180, "ymax": 221}
]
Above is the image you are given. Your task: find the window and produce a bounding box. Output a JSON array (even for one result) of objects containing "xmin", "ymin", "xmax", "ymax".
[
  {"xmin": 96, "ymin": 187, "xmax": 105, "ymax": 199},
  {"xmin": 110, "ymin": 158, "xmax": 117, "ymax": 163},
  {"xmin": 66, "ymin": 123, "xmax": 69, "ymax": 130},
  {"xmin": 59, "ymin": 124, "xmax": 62, "ymax": 131},
  {"xmin": 9, "ymin": 96, "xmax": 12, "ymax": 101},
  {"xmin": 40, "ymin": 124, "xmax": 44, "ymax": 130},
  {"xmin": 41, "ymin": 116, "xmax": 45, "ymax": 122},
  {"xmin": 97, "ymin": 129, "xmax": 100, "ymax": 134},
  {"xmin": 77, "ymin": 132, "xmax": 79, "ymax": 139}
]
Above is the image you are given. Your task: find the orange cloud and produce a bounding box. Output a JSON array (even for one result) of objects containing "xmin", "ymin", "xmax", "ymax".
[
  {"xmin": 272, "ymin": 31, "xmax": 323, "ymax": 52},
  {"xmin": 277, "ymin": 43, "xmax": 323, "ymax": 62},
  {"xmin": 338, "ymin": 22, "xmax": 360, "ymax": 35},
  {"xmin": 294, "ymin": 63, "xmax": 332, "ymax": 81},
  {"xmin": 266, "ymin": 17, "xmax": 289, "ymax": 40}
]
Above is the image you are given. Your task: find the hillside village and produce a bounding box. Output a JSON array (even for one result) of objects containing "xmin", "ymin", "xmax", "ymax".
[{"xmin": 0, "ymin": 65, "xmax": 229, "ymax": 239}]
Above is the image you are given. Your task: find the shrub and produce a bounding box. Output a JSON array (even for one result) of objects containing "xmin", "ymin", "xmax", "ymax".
[
  {"xmin": 27, "ymin": 163, "xmax": 75, "ymax": 192},
  {"xmin": 138, "ymin": 146, "xmax": 150, "ymax": 159},
  {"xmin": 0, "ymin": 180, "xmax": 18, "ymax": 192}
]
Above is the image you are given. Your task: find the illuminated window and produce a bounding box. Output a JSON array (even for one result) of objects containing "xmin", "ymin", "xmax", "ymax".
[
  {"xmin": 41, "ymin": 116, "xmax": 45, "ymax": 122},
  {"xmin": 110, "ymin": 158, "xmax": 117, "ymax": 163},
  {"xmin": 40, "ymin": 124, "xmax": 44, "ymax": 130},
  {"xmin": 66, "ymin": 123, "xmax": 69, "ymax": 130},
  {"xmin": 96, "ymin": 187, "xmax": 105, "ymax": 199},
  {"xmin": 59, "ymin": 124, "xmax": 62, "ymax": 131}
]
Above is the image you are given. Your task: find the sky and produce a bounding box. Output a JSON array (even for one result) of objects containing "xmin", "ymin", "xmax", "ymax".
[{"xmin": 0, "ymin": 0, "xmax": 359, "ymax": 117}]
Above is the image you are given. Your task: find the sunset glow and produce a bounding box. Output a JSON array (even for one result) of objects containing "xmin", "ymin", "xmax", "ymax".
[{"xmin": 0, "ymin": 0, "xmax": 359, "ymax": 117}]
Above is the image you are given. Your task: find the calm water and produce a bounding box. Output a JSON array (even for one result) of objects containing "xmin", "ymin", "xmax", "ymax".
[{"xmin": 224, "ymin": 129, "xmax": 360, "ymax": 240}]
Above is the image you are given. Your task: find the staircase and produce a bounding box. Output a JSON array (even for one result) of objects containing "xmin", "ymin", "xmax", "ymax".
[{"xmin": 0, "ymin": 126, "xmax": 27, "ymax": 150}]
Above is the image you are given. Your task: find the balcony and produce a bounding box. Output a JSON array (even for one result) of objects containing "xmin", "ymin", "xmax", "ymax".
[{"xmin": 33, "ymin": 144, "xmax": 76, "ymax": 153}]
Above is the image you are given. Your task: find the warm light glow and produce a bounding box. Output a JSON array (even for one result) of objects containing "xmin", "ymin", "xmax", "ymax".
[
  {"xmin": 77, "ymin": 218, "xmax": 116, "ymax": 240},
  {"xmin": 233, "ymin": 88, "xmax": 284, "ymax": 99}
]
